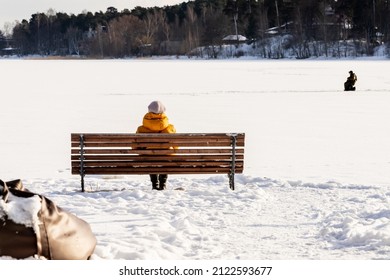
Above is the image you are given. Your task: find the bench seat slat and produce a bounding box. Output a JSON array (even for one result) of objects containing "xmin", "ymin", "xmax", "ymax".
[
  {"xmin": 71, "ymin": 133, "xmax": 245, "ymax": 142},
  {"xmin": 71, "ymin": 135, "xmax": 245, "ymax": 142},
  {"xmin": 72, "ymin": 167, "xmax": 244, "ymax": 175},
  {"xmin": 71, "ymin": 148, "xmax": 244, "ymax": 155},
  {"xmin": 71, "ymin": 140, "xmax": 245, "ymax": 148},
  {"xmin": 71, "ymin": 139, "xmax": 244, "ymax": 147},
  {"xmin": 71, "ymin": 154, "xmax": 244, "ymax": 161},
  {"xmin": 72, "ymin": 160, "xmax": 244, "ymax": 168}
]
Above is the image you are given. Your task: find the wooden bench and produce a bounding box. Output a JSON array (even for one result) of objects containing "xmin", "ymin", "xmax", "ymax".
[{"xmin": 71, "ymin": 133, "xmax": 245, "ymax": 192}]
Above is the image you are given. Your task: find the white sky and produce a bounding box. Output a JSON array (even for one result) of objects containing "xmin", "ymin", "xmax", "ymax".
[{"xmin": 0, "ymin": 0, "xmax": 188, "ymax": 32}]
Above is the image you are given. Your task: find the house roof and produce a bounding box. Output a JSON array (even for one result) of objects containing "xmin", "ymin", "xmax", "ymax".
[{"xmin": 222, "ymin": 35, "xmax": 247, "ymax": 41}]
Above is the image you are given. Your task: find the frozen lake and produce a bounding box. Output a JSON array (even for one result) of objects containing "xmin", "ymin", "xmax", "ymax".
[
  {"xmin": 1, "ymin": 58, "xmax": 390, "ymax": 263},
  {"xmin": 1, "ymin": 59, "xmax": 389, "ymax": 187}
]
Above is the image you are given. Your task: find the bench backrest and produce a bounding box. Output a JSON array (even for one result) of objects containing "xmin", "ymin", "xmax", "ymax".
[{"xmin": 71, "ymin": 133, "xmax": 245, "ymax": 191}]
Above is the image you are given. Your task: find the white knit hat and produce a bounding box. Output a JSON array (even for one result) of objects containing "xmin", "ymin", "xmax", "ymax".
[{"xmin": 148, "ymin": 101, "xmax": 166, "ymax": 114}]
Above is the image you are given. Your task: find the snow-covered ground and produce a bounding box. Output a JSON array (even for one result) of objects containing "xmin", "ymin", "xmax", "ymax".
[{"xmin": 1, "ymin": 59, "xmax": 390, "ymax": 269}]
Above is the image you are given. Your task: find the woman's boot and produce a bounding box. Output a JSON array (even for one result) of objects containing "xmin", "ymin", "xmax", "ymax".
[
  {"xmin": 150, "ymin": 174, "xmax": 159, "ymax": 190},
  {"xmin": 158, "ymin": 174, "xmax": 168, "ymax": 190}
]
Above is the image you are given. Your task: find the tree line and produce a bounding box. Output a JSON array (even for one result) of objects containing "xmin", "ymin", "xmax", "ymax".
[{"xmin": 5, "ymin": 0, "xmax": 390, "ymax": 58}]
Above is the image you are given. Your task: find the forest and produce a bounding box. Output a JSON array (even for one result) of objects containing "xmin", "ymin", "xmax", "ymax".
[{"xmin": 1, "ymin": 0, "xmax": 389, "ymax": 58}]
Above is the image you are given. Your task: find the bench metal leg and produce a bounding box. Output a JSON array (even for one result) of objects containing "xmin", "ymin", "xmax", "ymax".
[
  {"xmin": 81, "ymin": 175, "xmax": 85, "ymax": 192},
  {"xmin": 229, "ymin": 134, "xmax": 237, "ymax": 190},
  {"xmin": 229, "ymin": 173, "xmax": 235, "ymax": 191},
  {"xmin": 79, "ymin": 134, "xmax": 85, "ymax": 192}
]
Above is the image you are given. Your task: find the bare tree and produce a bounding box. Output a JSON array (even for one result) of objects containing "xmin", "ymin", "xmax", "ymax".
[
  {"xmin": 183, "ymin": 4, "xmax": 200, "ymax": 54},
  {"xmin": 138, "ymin": 12, "xmax": 160, "ymax": 47},
  {"xmin": 158, "ymin": 10, "xmax": 171, "ymax": 42},
  {"xmin": 65, "ymin": 26, "xmax": 82, "ymax": 55},
  {"xmin": 2, "ymin": 22, "xmax": 15, "ymax": 38},
  {"xmin": 106, "ymin": 15, "xmax": 144, "ymax": 57}
]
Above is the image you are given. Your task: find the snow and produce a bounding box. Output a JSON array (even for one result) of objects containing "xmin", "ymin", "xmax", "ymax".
[
  {"xmin": 0, "ymin": 192, "xmax": 42, "ymax": 229},
  {"xmin": 1, "ymin": 58, "xmax": 390, "ymax": 269}
]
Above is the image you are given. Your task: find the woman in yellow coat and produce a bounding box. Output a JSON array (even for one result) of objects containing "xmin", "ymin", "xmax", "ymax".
[{"xmin": 136, "ymin": 101, "xmax": 176, "ymax": 190}]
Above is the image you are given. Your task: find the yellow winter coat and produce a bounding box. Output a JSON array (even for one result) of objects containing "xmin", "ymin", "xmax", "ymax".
[
  {"xmin": 136, "ymin": 112, "xmax": 176, "ymax": 134},
  {"xmin": 135, "ymin": 113, "xmax": 176, "ymax": 150}
]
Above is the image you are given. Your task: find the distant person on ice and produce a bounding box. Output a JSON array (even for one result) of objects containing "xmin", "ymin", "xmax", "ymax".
[
  {"xmin": 136, "ymin": 101, "xmax": 176, "ymax": 190},
  {"xmin": 344, "ymin": 70, "xmax": 357, "ymax": 91}
]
